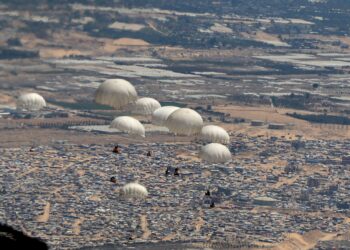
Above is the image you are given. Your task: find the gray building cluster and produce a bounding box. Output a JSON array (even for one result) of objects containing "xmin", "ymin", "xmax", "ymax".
[{"xmin": 0, "ymin": 136, "xmax": 350, "ymax": 249}]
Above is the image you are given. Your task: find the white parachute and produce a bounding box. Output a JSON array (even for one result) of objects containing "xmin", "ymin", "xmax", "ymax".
[
  {"xmin": 200, "ymin": 125, "xmax": 230, "ymax": 144},
  {"xmin": 165, "ymin": 108, "xmax": 203, "ymax": 136},
  {"xmin": 152, "ymin": 106, "xmax": 179, "ymax": 126},
  {"xmin": 132, "ymin": 97, "xmax": 161, "ymax": 115},
  {"xmin": 110, "ymin": 116, "xmax": 145, "ymax": 137},
  {"xmin": 94, "ymin": 79, "xmax": 137, "ymax": 109},
  {"xmin": 120, "ymin": 182, "xmax": 148, "ymax": 199},
  {"xmin": 199, "ymin": 143, "xmax": 232, "ymax": 163},
  {"xmin": 17, "ymin": 93, "xmax": 46, "ymax": 111}
]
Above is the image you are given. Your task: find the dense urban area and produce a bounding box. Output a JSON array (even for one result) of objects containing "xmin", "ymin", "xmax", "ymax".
[{"xmin": 1, "ymin": 0, "xmax": 350, "ymax": 249}]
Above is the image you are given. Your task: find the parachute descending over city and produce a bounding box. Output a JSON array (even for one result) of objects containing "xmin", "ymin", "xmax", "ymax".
[
  {"xmin": 120, "ymin": 182, "xmax": 148, "ymax": 199},
  {"xmin": 165, "ymin": 108, "xmax": 203, "ymax": 136},
  {"xmin": 94, "ymin": 79, "xmax": 137, "ymax": 109},
  {"xmin": 152, "ymin": 106, "xmax": 179, "ymax": 126},
  {"xmin": 199, "ymin": 143, "xmax": 232, "ymax": 163},
  {"xmin": 110, "ymin": 116, "xmax": 145, "ymax": 137},
  {"xmin": 16, "ymin": 93, "xmax": 46, "ymax": 111},
  {"xmin": 132, "ymin": 97, "xmax": 161, "ymax": 115},
  {"xmin": 200, "ymin": 125, "xmax": 230, "ymax": 144}
]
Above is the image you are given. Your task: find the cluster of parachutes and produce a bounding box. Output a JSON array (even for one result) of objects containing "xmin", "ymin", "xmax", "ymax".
[
  {"xmin": 93, "ymin": 79, "xmax": 233, "ymax": 199},
  {"xmin": 15, "ymin": 78, "xmax": 233, "ymax": 199},
  {"xmin": 94, "ymin": 78, "xmax": 232, "ymax": 165}
]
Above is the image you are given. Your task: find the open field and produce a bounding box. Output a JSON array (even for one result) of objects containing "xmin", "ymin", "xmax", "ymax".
[
  {"xmin": 215, "ymin": 105, "xmax": 350, "ymax": 140},
  {"xmin": 0, "ymin": 128, "xmax": 194, "ymax": 148}
]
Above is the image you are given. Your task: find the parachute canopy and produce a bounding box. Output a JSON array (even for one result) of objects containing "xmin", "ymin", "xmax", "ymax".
[
  {"xmin": 132, "ymin": 97, "xmax": 161, "ymax": 115},
  {"xmin": 200, "ymin": 125, "xmax": 230, "ymax": 144},
  {"xmin": 120, "ymin": 182, "xmax": 148, "ymax": 199},
  {"xmin": 94, "ymin": 79, "xmax": 137, "ymax": 109},
  {"xmin": 165, "ymin": 108, "xmax": 203, "ymax": 135},
  {"xmin": 152, "ymin": 106, "xmax": 179, "ymax": 126},
  {"xmin": 199, "ymin": 143, "xmax": 231, "ymax": 163},
  {"xmin": 17, "ymin": 93, "xmax": 46, "ymax": 111},
  {"xmin": 110, "ymin": 116, "xmax": 145, "ymax": 137}
]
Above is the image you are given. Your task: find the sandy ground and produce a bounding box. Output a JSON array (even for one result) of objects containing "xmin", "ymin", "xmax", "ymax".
[
  {"xmin": 202, "ymin": 170, "xmax": 211, "ymax": 178},
  {"xmin": 1, "ymin": 116, "xmax": 105, "ymax": 128},
  {"xmin": 194, "ymin": 210, "xmax": 205, "ymax": 232},
  {"xmin": 19, "ymin": 33, "xmax": 50, "ymax": 49},
  {"xmin": 72, "ymin": 218, "xmax": 84, "ymax": 235},
  {"xmin": 36, "ymin": 202, "xmax": 50, "ymax": 223},
  {"xmin": 89, "ymin": 195, "xmax": 101, "ymax": 202},
  {"xmin": 0, "ymin": 93, "xmax": 15, "ymax": 105},
  {"xmin": 272, "ymin": 175, "xmax": 299, "ymax": 189},
  {"xmin": 251, "ymin": 208, "xmax": 350, "ymax": 249},
  {"xmin": 112, "ymin": 38, "xmax": 149, "ymax": 46},
  {"xmin": 18, "ymin": 31, "xmax": 151, "ymax": 58},
  {"xmin": 76, "ymin": 169, "xmax": 85, "ymax": 177},
  {"xmin": 214, "ymin": 105, "xmax": 350, "ymax": 140},
  {"xmin": 272, "ymin": 230, "xmax": 337, "ymax": 250},
  {"xmin": 241, "ymin": 31, "xmax": 289, "ymax": 46},
  {"xmin": 102, "ymin": 38, "xmax": 150, "ymax": 53},
  {"xmin": 0, "ymin": 128, "xmax": 194, "ymax": 148},
  {"xmin": 162, "ymin": 233, "xmax": 177, "ymax": 241},
  {"xmin": 140, "ymin": 214, "xmax": 151, "ymax": 239},
  {"xmin": 39, "ymin": 48, "xmax": 82, "ymax": 58},
  {"xmin": 215, "ymin": 105, "xmax": 313, "ymax": 124}
]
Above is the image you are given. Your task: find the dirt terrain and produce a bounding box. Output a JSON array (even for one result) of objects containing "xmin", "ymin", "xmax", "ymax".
[
  {"xmin": 215, "ymin": 105, "xmax": 350, "ymax": 140},
  {"xmin": 273, "ymin": 231, "xmax": 337, "ymax": 250},
  {"xmin": 0, "ymin": 127, "xmax": 194, "ymax": 148}
]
